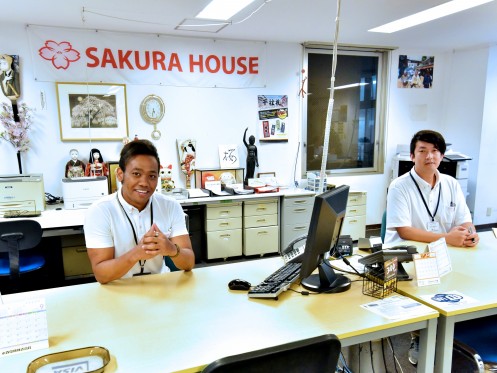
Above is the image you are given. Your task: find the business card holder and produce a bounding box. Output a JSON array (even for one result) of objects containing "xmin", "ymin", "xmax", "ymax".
[{"xmin": 26, "ymin": 346, "xmax": 110, "ymax": 373}]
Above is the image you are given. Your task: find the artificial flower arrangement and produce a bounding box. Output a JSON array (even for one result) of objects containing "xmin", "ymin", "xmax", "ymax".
[{"xmin": 0, "ymin": 102, "xmax": 34, "ymax": 152}]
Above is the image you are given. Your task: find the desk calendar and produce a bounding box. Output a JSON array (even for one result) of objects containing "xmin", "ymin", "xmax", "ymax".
[{"xmin": 0, "ymin": 298, "xmax": 49, "ymax": 357}]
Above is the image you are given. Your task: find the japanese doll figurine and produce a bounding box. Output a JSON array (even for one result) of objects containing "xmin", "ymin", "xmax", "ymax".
[
  {"xmin": 85, "ymin": 148, "xmax": 109, "ymax": 177},
  {"xmin": 65, "ymin": 148, "xmax": 85, "ymax": 178}
]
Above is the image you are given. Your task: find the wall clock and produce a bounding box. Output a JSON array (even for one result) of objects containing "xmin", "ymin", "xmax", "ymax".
[{"xmin": 140, "ymin": 94, "xmax": 165, "ymax": 140}]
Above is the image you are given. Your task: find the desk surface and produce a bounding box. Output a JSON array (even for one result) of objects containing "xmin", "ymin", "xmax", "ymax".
[
  {"xmin": 2, "ymin": 256, "xmax": 438, "ymax": 373},
  {"xmin": 396, "ymin": 230, "xmax": 497, "ymax": 373},
  {"xmin": 0, "ymin": 188, "xmax": 314, "ymax": 230}
]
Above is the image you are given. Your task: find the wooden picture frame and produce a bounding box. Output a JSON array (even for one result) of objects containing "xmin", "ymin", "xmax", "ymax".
[
  {"xmin": 107, "ymin": 161, "xmax": 120, "ymax": 194},
  {"xmin": 56, "ymin": 82, "xmax": 129, "ymax": 141},
  {"xmin": 257, "ymin": 172, "xmax": 276, "ymax": 178}
]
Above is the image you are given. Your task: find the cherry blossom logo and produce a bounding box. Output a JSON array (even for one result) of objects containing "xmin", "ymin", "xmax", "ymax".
[{"xmin": 39, "ymin": 40, "xmax": 80, "ymax": 70}]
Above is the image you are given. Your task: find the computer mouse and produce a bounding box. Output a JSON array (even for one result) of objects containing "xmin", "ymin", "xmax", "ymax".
[{"xmin": 228, "ymin": 279, "xmax": 251, "ymax": 291}]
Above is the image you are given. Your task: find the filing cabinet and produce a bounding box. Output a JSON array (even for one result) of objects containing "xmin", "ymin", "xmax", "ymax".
[
  {"xmin": 341, "ymin": 191, "xmax": 367, "ymax": 241},
  {"xmin": 280, "ymin": 194, "xmax": 315, "ymax": 252},
  {"xmin": 205, "ymin": 202, "xmax": 243, "ymax": 260},
  {"xmin": 243, "ymin": 198, "xmax": 279, "ymax": 256}
]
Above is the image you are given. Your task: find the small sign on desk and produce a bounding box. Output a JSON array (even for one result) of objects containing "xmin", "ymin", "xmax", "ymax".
[
  {"xmin": 413, "ymin": 252, "xmax": 440, "ymax": 286},
  {"xmin": 0, "ymin": 298, "xmax": 48, "ymax": 357}
]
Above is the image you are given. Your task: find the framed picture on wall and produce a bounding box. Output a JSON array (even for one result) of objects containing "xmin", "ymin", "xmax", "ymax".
[
  {"xmin": 56, "ymin": 82, "xmax": 129, "ymax": 141},
  {"xmin": 107, "ymin": 161, "xmax": 120, "ymax": 194}
]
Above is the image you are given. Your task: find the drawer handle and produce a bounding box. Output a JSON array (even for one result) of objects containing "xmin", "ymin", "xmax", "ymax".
[
  {"xmin": 349, "ymin": 219, "xmax": 358, "ymax": 224},
  {"xmin": 220, "ymin": 211, "xmax": 231, "ymax": 215},
  {"xmin": 349, "ymin": 209, "xmax": 358, "ymax": 213},
  {"xmin": 294, "ymin": 208, "xmax": 307, "ymax": 213},
  {"xmin": 76, "ymin": 248, "xmax": 88, "ymax": 253},
  {"xmin": 256, "ymin": 219, "xmax": 267, "ymax": 223},
  {"xmin": 293, "ymin": 200, "xmax": 308, "ymax": 204},
  {"xmin": 256, "ymin": 207, "xmax": 267, "ymax": 212},
  {"xmin": 257, "ymin": 231, "xmax": 269, "ymax": 235},
  {"xmin": 293, "ymin": 226, "xmax": 307, "ymax": 231},
  {"xmin": 349, "ymin": 198, "xmax": 358, "ymax": 203},
  {"xmin": 220, "ymin": 234, "xmax": 231, "ymax": 239},
  {"xmin": 219, "ymin": 222, "xmax": 230, "ymax": 227}
]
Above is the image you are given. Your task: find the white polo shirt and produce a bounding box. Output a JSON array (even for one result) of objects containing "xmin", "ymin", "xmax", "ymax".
[
  {"xmin": 385, "ymin": 168, "xmax": 471, "ymax": 244},
  {"xmin": 84, "ymin": 191, "xmax": 188, "ymax": 278}
]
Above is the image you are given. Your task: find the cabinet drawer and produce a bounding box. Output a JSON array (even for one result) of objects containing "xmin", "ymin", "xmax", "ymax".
[
  {"xmin": 243, "ymin": 225, "xmax": 279, "ymax": 256},
  {"xmin": 282, "ymin": 206, "xmax": 313, "ymax": 225},
  {"xmin": 283, "ymin": 195, "xmax": 314, "ymax": 208},
  {"xmin": 341, "ymin": 215, "xmax": 366, "ymax": 240},
  {"xmin": 206, "ymin": 217, "xmax": 242, "ymax": 231},
  {"xmin": 281, "ymin": 224, "xmax": 310, "ymax": 252},
  {"xmin": 346, "ymin": 204, "xmax": 366, "ymax": 217},
  {"xmin": 347, "ymin": 192, "xmax": 367, "ymax": 206},
  {"xmin": 206, "ymin": 229, "xmax": 242, "ymax": 259},
  {"xmin": 206, "ymin": 203, "xmax": 242, "ymax": 219},
  {"xmin": 244, "ymin": 200, "xmax": 278, "ymax": 216},
  {"xmin": 62, "ymin": 246, "xmax": 93, "ymax": 278},
  {"xmin": 244, "ymin": 214, "xmax": 277, "ymax": 228}
]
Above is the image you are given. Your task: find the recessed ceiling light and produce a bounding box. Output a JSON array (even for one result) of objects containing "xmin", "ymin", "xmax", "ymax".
[
  {"xmin": 196, "ymin": 0, "xmax": 256, "ymax": 21},
  {"xmin": 369, "ymin": 0, "xmax": 495, "ymax": 33}
]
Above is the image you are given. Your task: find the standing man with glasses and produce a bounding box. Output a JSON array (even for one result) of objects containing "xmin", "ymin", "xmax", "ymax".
[
  {"xmin": 385, "ymin": 129, "xmax": 478, "ymax": 365},
  {"xmin": 84, "ymin": 140, "xmax": 194, "ymax": 284}
]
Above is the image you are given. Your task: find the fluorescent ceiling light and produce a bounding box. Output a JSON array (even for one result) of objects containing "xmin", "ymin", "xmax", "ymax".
[
  {"xmin": 196, "ymin": 0, "xmax": 256, "ymax": 20},
  {"xmin": 369, "ymin": 0, "xmax": 495, "ymax": 33},
  {"xmin": 329, "ymin": 83, "xmax": 369, "ymax": 90}
]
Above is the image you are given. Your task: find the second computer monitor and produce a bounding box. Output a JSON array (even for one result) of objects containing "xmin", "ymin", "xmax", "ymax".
[{"xmin": 299, "ymin": 184, "xmax": 351, "ymax": 293}]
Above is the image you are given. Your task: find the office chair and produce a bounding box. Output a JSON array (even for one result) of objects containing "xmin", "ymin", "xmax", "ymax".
[
  {"xmin": 0, "ymin": 220, "xmax": 45, "ymax": 291},
  {"xmin": 453, "ymin": 314, "xmax": 497, "ymax": 372},
  {"xmin": 380, "ymin": 210, "xmax": 387, "ymax": 243},
  {"xmin": 201, "ymin": 334, "xmax": 341, "ymax": 373},
  {"xmin": 164, "ymin": 213, "xmax": 189, "ymax": 272}
]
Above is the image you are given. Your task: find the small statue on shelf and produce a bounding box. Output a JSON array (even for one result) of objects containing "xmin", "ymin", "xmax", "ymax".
[
  {"xmin": 65, "ymin": 149, "xmax": 85, "ymax": 178},
  {"xmin": 85, "ymin": 148, "xmax": 109, "ymax": 177},
  {"xmin": 160, "ymin": 164, "xmax": 175, "ymax": 192},
  {"xmin": 243, "ymin": 127, "xmax": 258, "ymax": 184}
]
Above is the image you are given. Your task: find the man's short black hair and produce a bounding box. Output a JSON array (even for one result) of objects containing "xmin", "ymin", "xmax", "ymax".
[
  {"xmin": 410, "ymin": 130, "xmax": 446, "ymax": 155},
  {"xmin": 119, "ymin": 139, "xmax": 160, "ymax": 172}
]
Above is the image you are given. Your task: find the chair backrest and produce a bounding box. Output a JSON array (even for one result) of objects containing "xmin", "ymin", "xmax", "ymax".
[
  {"xmin": 380, "ymin": 210, "xmax": 387, "ymax": 243},
  {"xmin": 201, "ymin": 334, "xmax": 341, "ymax": 373},
  {"xmin": 0, "ymin": 220, "xmax": 43, "ymax": 277}
]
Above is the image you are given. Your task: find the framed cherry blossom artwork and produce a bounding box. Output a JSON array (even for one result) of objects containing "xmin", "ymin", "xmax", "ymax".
[{"xmin": 56, "ymin": 82, "xmax": 129, "ymax": 141}]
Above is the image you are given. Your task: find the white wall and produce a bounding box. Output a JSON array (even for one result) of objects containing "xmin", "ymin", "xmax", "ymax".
[
  {"xmin": 1, "ymin": 22, "xmax": 495, "ymax": 227},
  {"xmin": 0, "ymin": 23, "xmax": 303, "ymax": 198}
]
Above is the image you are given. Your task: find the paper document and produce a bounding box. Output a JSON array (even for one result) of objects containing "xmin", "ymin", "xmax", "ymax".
[
  {"xmin": 187, "ymin": 189, "xmax": 210, "ymax": 198},
  {"xmin": 361, "ymin": 295, "xmax": 434, "ymax": 320}
]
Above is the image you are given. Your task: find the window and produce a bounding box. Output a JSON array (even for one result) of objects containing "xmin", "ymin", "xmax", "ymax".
[{"xmin": 303, "ymin": 47, "xmax": 389, "ymax": 175}]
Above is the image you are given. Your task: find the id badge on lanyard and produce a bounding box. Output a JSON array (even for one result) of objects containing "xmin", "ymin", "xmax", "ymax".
[{"xmin": 427, "ymin": 220, "xmax": 440, "ymax": 232}]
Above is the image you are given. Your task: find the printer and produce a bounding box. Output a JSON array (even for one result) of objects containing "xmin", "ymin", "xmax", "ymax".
[
  {"xmin": 62, "ymin": 177, "xmax": 109, "ymax": 209},
  {"xmin": 0, "ymin": 174, "xmax": 45, "ymax": 213}
]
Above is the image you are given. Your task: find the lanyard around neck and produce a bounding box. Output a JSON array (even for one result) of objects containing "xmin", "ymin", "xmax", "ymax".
[
  {"xmin": 409, "ymin": 170, "xmax": 441, "ymax": 222},
  {"xmin": 116, "ymin": 194, "xmax": 153, "ymax": 275}
]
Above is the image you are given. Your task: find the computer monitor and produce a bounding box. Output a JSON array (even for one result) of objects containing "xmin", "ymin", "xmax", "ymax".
[{"xmin": 299, "ymin": 185, "xmax": 351, "ymax": 293}]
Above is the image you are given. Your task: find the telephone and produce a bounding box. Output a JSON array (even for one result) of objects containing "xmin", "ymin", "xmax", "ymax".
[{"xmin": 282, "ymin": 235, "xmax": 307, "ymax": 264}]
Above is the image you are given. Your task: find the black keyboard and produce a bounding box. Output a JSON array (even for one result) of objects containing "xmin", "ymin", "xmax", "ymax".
[{"xmin": 248, "ymin": 262, "xmax": 302, "ymax": 300}]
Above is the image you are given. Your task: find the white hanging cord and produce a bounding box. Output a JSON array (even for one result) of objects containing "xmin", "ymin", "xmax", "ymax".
[{"xmin": 318, "ymin": 0, "xmax": 341, "ymax": 193}]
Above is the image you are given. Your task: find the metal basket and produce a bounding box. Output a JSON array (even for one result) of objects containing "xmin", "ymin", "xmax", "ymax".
[{"xmin": 362, "ymin": 265, "xmax": 398, "ymax": 299}]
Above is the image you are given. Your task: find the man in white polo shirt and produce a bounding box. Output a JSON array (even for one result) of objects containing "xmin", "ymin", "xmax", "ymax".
[
  {"xmin": 84, "ymin": 140, "xmax": 194, "ymax": 284},
  {"xmin": 385, "ymin": 129, "xmax": 478, "ymax": 365}
]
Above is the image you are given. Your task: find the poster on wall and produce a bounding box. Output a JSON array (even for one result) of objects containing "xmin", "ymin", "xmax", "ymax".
[
  {"xmin": 397, "ymin": 55, "xmax": 434, "ymax": 89},
  {"xmin": 257, "ymin": 95, "xmax": 288, "ymax": 142}
]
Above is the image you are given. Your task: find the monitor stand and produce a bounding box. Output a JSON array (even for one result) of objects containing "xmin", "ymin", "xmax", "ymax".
[
  {"xmin": 397, "ymin": 263, "xmax": 413, "ymax": 281},
  {"xmin": 301, "ymin": 262, "xmax": 351, "ymax": 293}
]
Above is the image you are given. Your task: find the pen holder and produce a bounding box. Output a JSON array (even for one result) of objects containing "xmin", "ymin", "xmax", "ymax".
[{"xmin": 362, "ymin": 265, "xmax": 397, "ymax": 299}]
